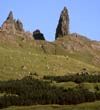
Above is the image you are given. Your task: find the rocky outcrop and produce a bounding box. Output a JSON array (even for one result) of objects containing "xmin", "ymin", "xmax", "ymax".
[
  {"xmin": 15, "ymin": 19, "xmax": 24, "ymax": 32},
  {"xmin": 1, "ymin": 11, "xmax": 24, "ymax": 34},
  {"xmin": 1, "ymin": 11, "xmax": 16, "ymax": 34},
  {"xmin": 33, "ymin": 29, "xmax": 45, "ymax": 40},
  {"xmin": 55, "ymin": 7, "xmax": 69, "ymax": 39}
]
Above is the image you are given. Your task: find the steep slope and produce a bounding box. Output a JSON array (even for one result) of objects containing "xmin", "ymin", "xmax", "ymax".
[
  {"xmin": 54, "ymin": 7, "xmax": 100, "ymax": 67},
  {"xmin": 55, "ymin": 33, "xmax": 100, "ymax": 67}
]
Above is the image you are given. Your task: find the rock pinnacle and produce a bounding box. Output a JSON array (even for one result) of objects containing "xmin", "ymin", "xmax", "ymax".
[{"xmin": 55, "ymin": 7, "xmax": 69, "ymax": 39}]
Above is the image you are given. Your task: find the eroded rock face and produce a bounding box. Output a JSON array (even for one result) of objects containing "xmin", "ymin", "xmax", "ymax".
[
  {"xmin": 16, "ymin": 19, "xmax": 24, "ymax": 32},
  {"xmin": 1, "ymin": 11, "xmax": 15, "ymax": 34},
  {"xmin": 1, "ymin": 11, "xmax": 24, "ymax": 34},
  {"xmin": 55, "ymin": 7, "xmax": 69, "ymax": 39},
  {"xmin": 33, "ymin": 29, "xmax": 45, "ymax": 40}
]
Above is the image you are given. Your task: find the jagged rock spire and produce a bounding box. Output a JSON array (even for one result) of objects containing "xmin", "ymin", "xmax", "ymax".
[
  {"xmin": 7, "ymin": 11, "xmax": 13, "ymax": 21},
  {"xmin": 1, "ymin": 11, "xmax": 15, "ymax": 33},
  {"xmin": 1, "ymin": 11, "xmax": 24, "ymax": 33},
  {"xmin": 55, "ymin": 7, "xmax": 69, "ymax": 39}
]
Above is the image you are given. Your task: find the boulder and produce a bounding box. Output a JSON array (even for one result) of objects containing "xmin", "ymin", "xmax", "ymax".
[{"xmin": 33, "ymin": 29, "xmax": 45, "ymax": 40}]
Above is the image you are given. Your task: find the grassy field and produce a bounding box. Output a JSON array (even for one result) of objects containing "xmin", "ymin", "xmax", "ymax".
[
  {"xmin": 51, "ymin": 81, "xmax": 78, "ymax": 89},
  {"xmin": 0, "ymin": 44, "xmax": 100, "ymax": 80},
  {"xmin": 1, "ymin": 101, "xmax": 100, "ymax": 110},
  {"xmin": 0, "ymin": 31, "xmax": 100, "ymax": 80},
  {"xmin": 51, "ymin": 81, "xmax": 100, "ymax": 92}
]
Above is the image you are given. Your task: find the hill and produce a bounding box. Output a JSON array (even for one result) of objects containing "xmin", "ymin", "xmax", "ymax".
[
  {"xmin": 0, "ymin": 7, "xmax": 100, "ymax": 109},
  {"xmin": 0, "ymin": 7, "xmax": 100, "ymax": 81},
  {"xmin": 0, "ymin": 30, "xmax": 100, "ymax": 80}
]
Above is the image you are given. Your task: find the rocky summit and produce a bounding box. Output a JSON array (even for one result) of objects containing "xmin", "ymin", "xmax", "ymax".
[
  {"xmin": 1, "ymin": 11, "xmax": 24, "ymax": 34},
  {"xmin": 55, "ymin": 7, "xmax": 69, "ymax": 39},
  {"xmin": 6, "ymin": 11, "xmax": 13, "ymax": 21}
]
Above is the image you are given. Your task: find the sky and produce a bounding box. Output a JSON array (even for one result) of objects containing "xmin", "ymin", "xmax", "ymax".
[{"xmin": 0, "ymin": 0, "xmax": 100, "ymax": 41}]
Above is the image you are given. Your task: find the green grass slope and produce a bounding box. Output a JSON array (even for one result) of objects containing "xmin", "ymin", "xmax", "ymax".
[
  {"xmin": 0, "ymin": 31, "xmax": 100, "ymax": 80},
  {"xmin": 0, "ymin": 43, "xmax": 100, "ymax": 80},
  {"xmin": 55, "ymin": 34, "xmax": 100, "ymax": 67}
]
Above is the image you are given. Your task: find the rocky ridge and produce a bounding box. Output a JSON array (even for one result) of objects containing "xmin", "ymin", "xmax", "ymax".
[{"xmin": 0, "ymin": 7, "xmax": 100, "ymax": 67}]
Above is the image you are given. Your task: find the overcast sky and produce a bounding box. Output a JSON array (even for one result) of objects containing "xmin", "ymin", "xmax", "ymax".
[{"xmin": 0, "ymin": 0, "xmax": 100, "ymax": 41}]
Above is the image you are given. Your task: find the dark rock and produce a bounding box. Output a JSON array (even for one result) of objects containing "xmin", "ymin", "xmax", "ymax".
[
  {"xmin": 55, "ymin": 7, "xmax": 69, "ymax": 39},
  {"xmin": 33, "ymin": 29, "xmax": 45, "ymax": 40}
]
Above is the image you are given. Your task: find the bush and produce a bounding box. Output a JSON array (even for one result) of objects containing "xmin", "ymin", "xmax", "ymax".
[
  {"xmin": 43, "ymin": 73, "xmax": 100, "ymax": 83},
  {"xmin": 0, "ymin": 76, "xmax": 98, "ymax": 108}
]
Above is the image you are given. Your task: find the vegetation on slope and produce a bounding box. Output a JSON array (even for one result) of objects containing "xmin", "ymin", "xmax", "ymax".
[
  {"xmin": 44, "ymin": 73, "xmax": 100, "ymax": 83},
  {"xmin": 1, "ymin": 76, "xmax": 100, "ymax": 108}
]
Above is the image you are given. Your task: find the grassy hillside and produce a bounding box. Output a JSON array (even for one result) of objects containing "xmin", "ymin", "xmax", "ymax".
[
  {"xmin": 0, "ymin": 31, "xmax": 100, "ymax": 109},
  {"xmin": 0, "ymin": 44, "xmax": 100, "ymax": 80},
  {"xmin": 0, "ymin": 31, "xmax": 100, "ymax": 80},
  {"xmin": 55, "ymin": 34, "xmax": 100, "ymax": 67},
  {"xmin": 1, "ymin": 101, "xmax": 100, "ymax": 110}
]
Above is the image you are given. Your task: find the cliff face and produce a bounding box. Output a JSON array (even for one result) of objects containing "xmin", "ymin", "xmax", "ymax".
[{"xmin": 55, "ymin": 7, "xmax": 69, "ymax": 39}]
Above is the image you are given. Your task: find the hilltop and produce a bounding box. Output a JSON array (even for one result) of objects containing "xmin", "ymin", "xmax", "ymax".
[{"xmin": 0, "ymin": 7, "xmax": 100, "ymax": 80}]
